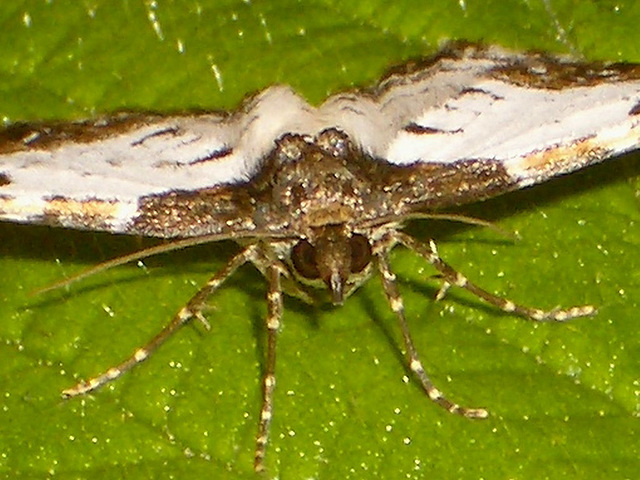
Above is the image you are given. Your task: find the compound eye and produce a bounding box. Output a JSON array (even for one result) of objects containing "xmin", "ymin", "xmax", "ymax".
[
  {"xmin": 291, "ymin": 239, "xmax": 320, "ymax": 279},
  {"xmin": 349, "ymin": 234, "xmax": 372, "ymax": 274}
]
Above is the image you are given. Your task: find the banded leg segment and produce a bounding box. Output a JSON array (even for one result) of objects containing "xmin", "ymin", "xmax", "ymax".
[
  {"xmin": 254, "ymin": 264, "xmax": 284, "ymax": 473},
  {"xmin": 376, "ymin": 249, "xmax": 488, "ymax": 419},
  {"xmin": 62, "ymin": 244, "xmax": 262, "ymax": 398},
  {"xmin": 395, "ymin": 232, "xmax": 596, "ymax": 322}
]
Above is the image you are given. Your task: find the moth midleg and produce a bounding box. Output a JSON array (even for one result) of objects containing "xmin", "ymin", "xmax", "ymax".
[
  {"xmin": 376, "ymin": 249, "xmax": 488, "ymax": 419},
  {"xmin": 62, "ymin": 244, "xmax": 261, "ymax": 398},
  {"xmin": 395, "ymin": 232, "xmax": 596, "ymax": 322},
  {"xmin": 253, "ymin": 264, "xmax": 284, "ymax": 473}
]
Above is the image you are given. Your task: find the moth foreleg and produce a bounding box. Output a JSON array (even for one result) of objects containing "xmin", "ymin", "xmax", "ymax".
[
  {"xmin": 376, "ymin": 248, "xmax": 488, "ymax": 419},
  {"xmin": 395, "ymin": 232, "xmax": 596, "ymax": 322},
  {"xmin": 62, "ymin": 243, "xmax": 262, "ymax": 398}
]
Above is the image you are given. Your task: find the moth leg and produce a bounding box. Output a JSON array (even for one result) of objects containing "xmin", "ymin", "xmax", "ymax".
[
  {"xmin": 254, "ymin": 264, "xmax": 284, "ymax": 473},
  {"xmin": 376, "ymin": 249, "xmax": 488, "ymax": 419},
  {"xmin": 62, "ymin": 244, "xmax": 262, "ymax": 398},
  {"xmin": 396, "ymin": 232, "xmax": 596, "ymax": 321}
]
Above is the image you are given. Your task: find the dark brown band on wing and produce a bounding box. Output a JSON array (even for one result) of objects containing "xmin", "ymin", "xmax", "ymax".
[
  {"xmin": 188, "ymin": 147, "xmax": 234, "ymax": 165},
  {"xmin": 0, "ymin": 172, "xmax": 11, "ymax": 186},
  {"xmin": 130, "ymin": 126, "xmax": 179, "ymax": 146},
  {"xmin": 489, "ymin": 57, "xmax": 640, "ymax": 90},
  {"xmin": 405, "ymin": 124, "xmax": 463, "ymax": 135},
  {"xmin": 368, "ymin": 158, "xmax": 518, "ymax": 214},
  {"xmin": 132, "ymin": 152, "xmax": 519, "ymax": 240},
  {"xmin": 374, "ymin": 42, "xmax": 640, "ymax": 97},
  {"xmin": 458, "ymin": 87, "xmax": 504, "ymax": 100},
  {"xmin": 0, "ymin": 112, "xmax": 222, "ymax": 154},
  {"xmin": 131, "ymin": 186, "xmax": 258, "ymax": 238},
  {"xmin": 0, "ymin": 114, "xmax": 160, "ymax": 154}
]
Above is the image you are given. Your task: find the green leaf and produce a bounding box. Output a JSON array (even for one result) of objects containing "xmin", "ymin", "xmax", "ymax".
[{"xmin": 1, "ymin": 1, "xmax": 639, "ymax": 479}]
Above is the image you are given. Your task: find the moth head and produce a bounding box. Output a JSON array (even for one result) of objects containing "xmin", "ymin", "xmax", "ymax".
[{"xmin": 291, "ymin": 225, "xmax": 372, "ymax": 305}]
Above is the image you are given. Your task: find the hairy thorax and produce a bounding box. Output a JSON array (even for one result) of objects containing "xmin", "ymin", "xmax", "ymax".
[{"xmin": 266, "ymin": 129, "xmax": 373, "ymax": 233}]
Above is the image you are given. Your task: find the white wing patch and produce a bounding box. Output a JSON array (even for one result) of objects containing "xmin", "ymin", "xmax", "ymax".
[
  {"xmin": 318, "ymin": 47, "xmax": 640, "ymax": 188},
  {"xmin": 384, "ymin": 79, "xmax": 639, "ymax": 181},
  {"xmin": 0, "ymin": 88, "xmax": 313, "ymax": 198}
]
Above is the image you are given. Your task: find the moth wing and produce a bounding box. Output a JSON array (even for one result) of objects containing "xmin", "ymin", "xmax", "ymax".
[
  {"xmin": 322, "ymin": 44, "xmax": 640, "ymax": 205},
  {"xmin": 0, "ymin": 86, "xmax": 314, "ymax": 235}
]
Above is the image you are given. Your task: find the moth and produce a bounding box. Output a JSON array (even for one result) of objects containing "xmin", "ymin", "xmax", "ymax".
[{"xmin": 1, "ymin": 43, "xmax": 639, "ymax": 472}]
